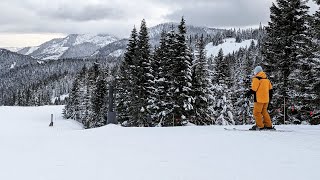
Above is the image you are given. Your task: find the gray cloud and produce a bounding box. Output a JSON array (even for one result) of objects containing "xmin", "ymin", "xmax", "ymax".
[
  {"xmin": 0, "ymin": 0, "xmax": 318, "ymax": 44},
  {"xmin": 38, "ymin": 4, "xmax": 124, "ymax": 21},
  {"xmin": 163, "ymin": 0, "xmax": 273, "ymax": 27}
]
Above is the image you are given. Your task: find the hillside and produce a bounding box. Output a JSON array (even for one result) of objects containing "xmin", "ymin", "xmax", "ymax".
[
  {"xmin": 205, "ymin": 38, "xmax": 257, "ymax": 57},
  {"xmin": 0, "ymin": 105, "xmax": 319, "ymax": 180},
  {"xmin": 0, "ymin": 48, "xmax": 39, "ymax": 75},
  {"xmin": 17, "ymin": 34, "xmax": 119, "ymax": 60}
]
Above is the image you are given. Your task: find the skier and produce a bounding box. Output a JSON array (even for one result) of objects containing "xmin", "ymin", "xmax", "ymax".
[{"xmin": 246, "ymin": 66, "xmax": 274, "ymax": 130}]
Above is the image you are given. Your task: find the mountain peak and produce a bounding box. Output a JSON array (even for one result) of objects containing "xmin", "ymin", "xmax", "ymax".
[{"xmin": 17, "ymin": 33, "xmax": 119, "ymax": 60}]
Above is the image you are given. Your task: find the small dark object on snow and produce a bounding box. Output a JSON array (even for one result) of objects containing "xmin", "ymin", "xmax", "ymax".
[
  {"xmin": 224, "ymin": 127, "xmax": 291, "ymax": 132},
  {"xmin": 249, "ymin": 125, "xmax": 276, "ymax": 131},
  {"xmin": 49, "ymin": 114, "xmax": 53, "ymax": 127}
]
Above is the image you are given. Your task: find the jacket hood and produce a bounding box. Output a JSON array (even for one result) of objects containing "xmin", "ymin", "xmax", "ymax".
[{"xmin": 255, "ymin": 71, "xmax": 267, "ymax": 79}]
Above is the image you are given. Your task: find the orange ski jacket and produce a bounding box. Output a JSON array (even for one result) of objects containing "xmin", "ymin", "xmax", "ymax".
[{"xmin": 251, "ymin": 71, "xmax": 273, "ymax": 103}]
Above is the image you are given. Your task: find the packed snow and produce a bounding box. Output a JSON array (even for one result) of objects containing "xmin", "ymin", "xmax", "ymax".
[
  {"xmin": 206, "ymin": 38, "xmax": 256, "ymax": 57},
  {"xmin": 0, "ymin": 105, "xmax": 319, "ymax": 180}
]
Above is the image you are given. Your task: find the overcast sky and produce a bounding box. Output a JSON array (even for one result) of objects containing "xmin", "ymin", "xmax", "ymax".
[{"xmin": 0, "ymin": 0, "xmax": 318, "ymax": 47}]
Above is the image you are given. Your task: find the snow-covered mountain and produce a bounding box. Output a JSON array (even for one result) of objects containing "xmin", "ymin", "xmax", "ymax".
[
  {"xmin": 93, "ymin": 39, "xmax": 128, "ymax": 58},
  {"xmin": 93, "ymin": 23, "xmax": 226, "ymax": 58},
  {"xmin": 148, "ymin": 22, "xmax": 223, "ymax": 39},
  {"xmin": 0, "ymin": 48, "xmax": 38, "ymax": 75},
  {"xmin": 17, "ymin": 34, "xmax": 119, "ymax": 60},
  {"xmin": 14, "ymin": 23, "xmax": 256, "ymax": 59},
  {"xmin": 2, "ymin": 47, "xmax": 23, "ymax": 52}
]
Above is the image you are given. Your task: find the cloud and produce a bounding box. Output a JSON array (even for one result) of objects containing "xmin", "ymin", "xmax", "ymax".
[
  {"xmin": 162, "ymin": 0, "xmax": 274, "ymax": 27},
  {"xmin": 36, "ymin": 4, "xmax": 124, "ymax": 21},
  {"xmin": 0, "ymin": 0, "xmax": 318, "ymax": 47}
]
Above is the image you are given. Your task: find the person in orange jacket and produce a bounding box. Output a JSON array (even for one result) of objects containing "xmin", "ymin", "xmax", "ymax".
[{"xmin": 245, "ymin": 66, "xmax": 274, "ymax": 130}]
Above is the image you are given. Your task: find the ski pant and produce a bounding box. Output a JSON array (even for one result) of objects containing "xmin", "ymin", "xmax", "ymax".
[{"xmin": 253, "ymin": 102, "xmax": 272, "ymax": 128}]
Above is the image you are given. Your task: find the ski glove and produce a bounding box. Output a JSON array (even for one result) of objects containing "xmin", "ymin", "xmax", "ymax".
[{"xmin": 245, "ymin": 90, "xmax": 253, "ymax": 98}]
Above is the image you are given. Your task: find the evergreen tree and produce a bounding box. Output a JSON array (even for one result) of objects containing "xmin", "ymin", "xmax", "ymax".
[
  {"xmin": 262, "ymin": 0, "xmax": 315, "ymax": 123},
  {"xmin": 90, "ymin": 70, "xmax": 108, "ymax": 128},
  {"xmin": 65, "ymin": 76, "xmax": 81, "ymax": 121},
  {"xmin": 212, "ymin": 49, "xmax": 235, "ymax": 125},
  {"xmin": 170, "ymin": 17, "xmax": 194, "ymax": 126},
  {"xmin": 191, "ymin": 35, "xmax": 214, "ymax": 125},
  {"xmin": 214, "ymin": 49, "xmax": 231, "ymax": 85},
  {"xmin": 158, "ymin": 29, "xmax": 177, "ymax": 126},
  {"xmin": 153, "ymin": 30, "xmax": 170, "ymax": 126},
  {"xmin": 308, "ymin": 2, "xmax": 320, "ymax": 123},
  {"xmin": 116, "ymin": 26, "xmax": 138, "ymax": 125},
  {"xmin": 130, "ymin": 19, "xmax": 155, "ymax": 127}
]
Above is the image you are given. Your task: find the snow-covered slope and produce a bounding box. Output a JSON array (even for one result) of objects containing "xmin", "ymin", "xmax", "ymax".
[
  {"xmin": 17, "ymin": 34, "xmax": 119, "ymax": 60},
  {"xmin": 206, "ymin": 38, "xmax": 256, "ymax": 57},
  {"xmin": 0, "ymin": 48, "xmax": 37, "ymax": 74},
  {"xmin": 2, "ymin": 47, "xmax": 23, "ymax": 52},
  {"xmin": 93, "ymin": 39, "xmax": 128, "ymax": 58},
  {"xmin": 0, "ymin": 105, "xmax": 319, "ymax": 180}
]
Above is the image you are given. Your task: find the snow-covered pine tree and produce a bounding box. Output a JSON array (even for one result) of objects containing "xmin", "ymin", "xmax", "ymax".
[
  {"xmin": 230, "ymin": 47, "xmax": 252, "ymax": 125},
  {"xmin": 256, "ymin": 23, "xmax": 266, "ymax": 49},
  {"xmin": 170, "ymin": 17, "xmax": 194, "ymax": 126},
  {"xmin": 153, "ymin": 30, "xmax": 170, "ymax": 126},
  {"xmin": 82, "ymin": 81, "xmax": 91, "ymax": 127},
  {"xmin": 191, "ymin": 34, "xmax": 213, "ymax": 125},
  {"xmin": 130, "ymin": 19, "xmax": 155, "ymax": 127},
  {"xmin": 309, "ymin": 2, "xmax": 320, "ymax": 124},
  {"xmin": 77, "ymin": 66, "xmax": 89, "ymax": 123},
  {"xmin": 90, "ymin": 69, "xmax": 108, "ymax": 128},
  {"xmin": 158, "ymin": 29, "xmax": 177, "ymax": 126},
  {"xmin": 263, "ymin": 0, "xmax": 315, "ymax": 124},
  {"xmin": 79, "ymin": 63, "xmax": 108, "ymax": 128},
  {"xmin": 212, "ymin": 49, "xmax": 235, "ymax": 125},
  {"xmin": 64, "ymin": 75, "xmax": 81, "ymax": 121},
  {"xmin": 116, "ymin": 26, "xmax": 138, "ymax": 125}
]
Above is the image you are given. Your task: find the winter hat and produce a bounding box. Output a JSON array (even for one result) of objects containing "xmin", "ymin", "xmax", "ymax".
[{"xmin": 254, "ymin": 66, "xmax": 263, "ymax": 75}]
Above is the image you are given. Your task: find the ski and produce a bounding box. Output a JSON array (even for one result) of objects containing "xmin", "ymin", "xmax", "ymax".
[{"xmin": 224, "ymin": 128, "xmax": 293, "ymax": 132}]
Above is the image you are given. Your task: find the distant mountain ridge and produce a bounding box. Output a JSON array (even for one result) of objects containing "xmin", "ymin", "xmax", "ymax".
[
  {"xmin": 11, "ymin": 23, "xmax": 243, "ymax": 59},
  {"xmin": 0, "ymin": 48, "xmax": 39, "ymax": 75},
  {"xmin": 9, "ymin": 23, "xmax": 227, "ymax": 59},
  {"xmin": 93, "ymin": 23, "xmax": 226, "ymax": 58},
  {"xmin": 17, "ymin": 34, "xmax": 119, "ymax": 60}
]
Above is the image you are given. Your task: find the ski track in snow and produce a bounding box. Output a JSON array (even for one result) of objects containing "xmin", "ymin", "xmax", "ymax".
[{"xmin": 0, "ymin": 106, "xmax": 319, "ymax": 180}]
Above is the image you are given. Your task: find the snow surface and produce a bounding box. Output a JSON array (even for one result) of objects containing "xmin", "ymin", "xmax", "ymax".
[
  {"xmin": 74, "ymin": 34, "xmax": 118, "ymax": 47},
  {"xmin": 0, "ymin": 105, "xmax": 320, "ymax": 180},
  {"xmin": 26, "ymin": 46, "xmax": 40, "ymax": 55},
  {"xmin": 206, "ymin": 38, "xmax": 256, "ymax": 57},
  {"xmin": 2, "ymin": 47, "xmax": 23, "ymax": 52},
  {"xmin": 20, "ymin": 34, "xmax": 118, "ymax": 60},
  {"xmin": 10, "ymin": 62, "xmax": 16, "ymax": 69}
]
